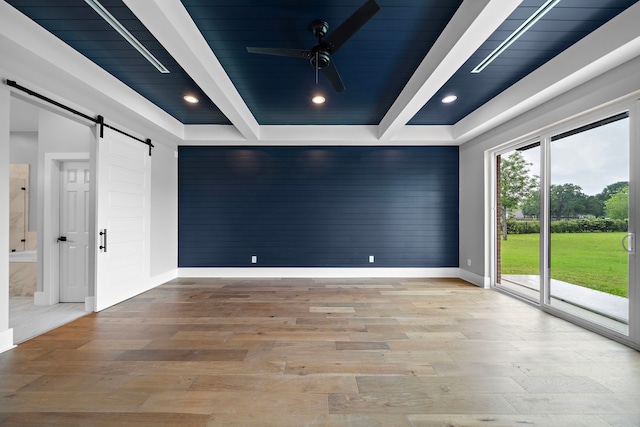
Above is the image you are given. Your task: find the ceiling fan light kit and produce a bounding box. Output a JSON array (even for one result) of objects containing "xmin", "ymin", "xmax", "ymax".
[{"xmin": 311, "ymin": 95, "xmax": 326, "ymax": 104}]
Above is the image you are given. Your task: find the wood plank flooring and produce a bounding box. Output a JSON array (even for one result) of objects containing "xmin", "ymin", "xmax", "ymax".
[{"xmin": 1, "ymin": 277, "xmax": 639, "ymax": 426}]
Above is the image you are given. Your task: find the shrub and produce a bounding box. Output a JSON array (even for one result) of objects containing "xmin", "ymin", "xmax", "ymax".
[
  {"xmin": 506, "ymin": 218, "xmax": 627, "ymax": 234},
  {"xmin": 506, "ymin": 220, "xmax": 539, "ymax": 234}
]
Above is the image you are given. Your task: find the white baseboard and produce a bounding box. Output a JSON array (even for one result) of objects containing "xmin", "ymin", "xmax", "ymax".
[
  {"xmin": 459, "ymin": 268, "xmax": 490, "ymax": 288},
  {"xmin": 85, "ymin": 296, "xmax": 96, "ymax": 312},
  {"xmin": 178, "ymin": 267, "xmax": 460, "ymax": 279},
  {"xmin": 0, "ymin": 328, "xmax": 16, "ymax": 353},
  {"xmin": 150, "ymin": 269, "xmax": 178, "ymax": 287}
]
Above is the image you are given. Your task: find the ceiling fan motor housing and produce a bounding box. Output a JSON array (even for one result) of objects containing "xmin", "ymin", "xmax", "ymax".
[{"xmin": 310, "ymin": 46, "xmax": 331, "ymax": 68}]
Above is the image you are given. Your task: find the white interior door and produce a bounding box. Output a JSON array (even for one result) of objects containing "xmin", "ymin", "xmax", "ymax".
[
  {"xmin": 95, "ymin": 127, "xmax": 151, "ymax": 311},
  {"xmin": 59, "ymin": 161, "xmax": 90, "ymax": 303}
]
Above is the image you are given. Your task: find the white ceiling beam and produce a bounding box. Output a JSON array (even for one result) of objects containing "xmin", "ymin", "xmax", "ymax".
[
  {"xmin": 123, "ymin": 0, "xmax": 260, "ymax": 141},
  {"xmin": 258, "ymin": 125, "xmax": 454, "ymax": 144},
  {"xmin": 182, "ymin": 125, "xmax": 454, "ymax": 146},
  {"xmin": 377, "ymin": 0, "xmax": 521, "ymax": 141}
]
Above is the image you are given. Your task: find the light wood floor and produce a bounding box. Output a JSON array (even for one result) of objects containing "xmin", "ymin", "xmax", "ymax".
[{"xmin": 1, "ymin": 277, "xmax": 639, "ymax": 426}]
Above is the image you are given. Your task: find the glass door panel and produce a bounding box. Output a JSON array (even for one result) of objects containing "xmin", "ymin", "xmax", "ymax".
[
  {"xmin": 9, "ymin": 176, "xmax": 26, "ymax": 252},
  {"xmin": 548, "ymin": 113, "xmax": 630, "ymax": 334},
  {"xmin": 496, "ymin": 143, "xmax": 541, "ymax": 301}
]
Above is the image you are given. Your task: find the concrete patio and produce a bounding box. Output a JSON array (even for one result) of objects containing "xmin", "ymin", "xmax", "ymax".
[{"xmin": 501, "ymin": 275, "xmax": 628, "ymax": 324}]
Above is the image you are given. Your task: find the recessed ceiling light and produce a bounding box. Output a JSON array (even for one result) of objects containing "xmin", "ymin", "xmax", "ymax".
[
  {"xmin": 183, "ymin": 95, "xmax": 199, "ymax": 104},
  {"xmin": 84, "ymin": 0, "xmax": 170, "ymax": 74},
  {"xmin": 442, "ymin": 95, "xmax": 457, "ymax": 104},
  {"xmin": 312, "ymin": 95, "xmax": 326, "ymax": 104},
  {"xmin": 471, "ymin": 0, "xmax": 561, "ymax": 73}
]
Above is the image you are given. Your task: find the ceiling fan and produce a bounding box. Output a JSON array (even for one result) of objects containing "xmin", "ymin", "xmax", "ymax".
[{"xmin": 246, "ymin": 0, "xmax": 381, "ymax": 92}]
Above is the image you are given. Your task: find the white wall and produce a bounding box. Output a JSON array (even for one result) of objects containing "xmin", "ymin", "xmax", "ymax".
[
  {"xmin": 150, "ymin": 143, "xmax": 178, "ymax": 283},
  {"xmin": 0, "ymin": 86, "xmax": 14, "ymax": 352},
  {"xmin": 459, "ymin": 55, "xmax": 640, "ymax": 285},
  {"xmin": 9, "ymin": 132, "xmax": 38, "ymax": 162}
]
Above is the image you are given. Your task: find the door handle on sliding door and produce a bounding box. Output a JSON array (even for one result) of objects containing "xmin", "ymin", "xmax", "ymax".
[
  {"xmin": 622, "ymin": 232, "xmax": 634, "ymax": 254},
  {"xmin": 99, "ymin": 229, "xmax": 107, "ymax": 252}
]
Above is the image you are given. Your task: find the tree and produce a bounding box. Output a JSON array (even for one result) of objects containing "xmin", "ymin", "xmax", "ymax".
[
  {"xmin": 499, "ymin": 152, "xmax": 538, "ymax": 240},
  {"xmin": 521, "ymin": 189, "xmax": 540, "ymax": 218},
  {"xmin": 583, "ymin": 195, "xmax": 604, "ymax": 218},
  {"xmin": 597, "ymin": 181, "xmax": 628, "ymax": 203},
  {"xmin": 549, "ymin": 183, "xmax": 588, "ymax": 219},
  {"xmin": 604, "ymin": 186, "xmax": 628, "ymax": 219},
  {"xmin": 522, "ymin": 184, "xmax": 620, "ymax": 220}
]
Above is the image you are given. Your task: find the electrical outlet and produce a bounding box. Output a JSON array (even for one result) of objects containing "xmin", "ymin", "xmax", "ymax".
[
  {"xmin": 251, "ymin": 255, "xmax": 257, "ymax": 264},
  {"xmin": 466, "ymin": 258, "xmax": 472, "ymax": 267},
  {"xmin": 369, "ymin": 255, "xmax": 375, "ymax": 263}
]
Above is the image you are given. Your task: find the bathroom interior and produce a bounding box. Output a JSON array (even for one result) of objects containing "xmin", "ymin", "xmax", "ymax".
[
  {"xmin": 8, "ymin": 96, "xmax": 88, "ymax": 344},
  {"xmin": 9, "ymin": 163, "xmax": 37, "ymax": 296}
]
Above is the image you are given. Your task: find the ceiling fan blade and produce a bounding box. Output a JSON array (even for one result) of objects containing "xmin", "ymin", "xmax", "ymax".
[
  {"xmin": 246, "ymin": 47, "xmax": 311, "ymax": 59},
  {"xmin": 323, "ymin": 0, "xmax": 380, "ymax": 54},
  {"xmin": 322, "ymin": 61, "xmax": 345, "ymax": 92}
]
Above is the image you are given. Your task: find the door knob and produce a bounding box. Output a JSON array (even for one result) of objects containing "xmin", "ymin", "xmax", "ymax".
[{"xmin": 57, "ymin": 236, "xmax": 67, "ymax": 242}]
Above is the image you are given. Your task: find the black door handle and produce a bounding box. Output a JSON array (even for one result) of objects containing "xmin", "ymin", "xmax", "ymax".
[
  {"xmin": 57, "ymin": 236, "xmax": 67, "ymax": 242},
  {"xmin": 99, "ymin": 229, "xmax": 107, "ymax": 252}
]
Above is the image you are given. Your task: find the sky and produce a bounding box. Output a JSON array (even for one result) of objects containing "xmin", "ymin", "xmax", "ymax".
[{"xmin": 517, "ymin": 117, "xmax": 629, "ymax": 196}]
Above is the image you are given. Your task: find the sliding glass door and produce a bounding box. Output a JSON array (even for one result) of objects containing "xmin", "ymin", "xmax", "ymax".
[
  {"xmin": 547, "ymin": 113, "xmax": 630, "ymax": 334},
  {"xmin": 494, "ymin": 105, "xmax": 637, "ymax": 344}
]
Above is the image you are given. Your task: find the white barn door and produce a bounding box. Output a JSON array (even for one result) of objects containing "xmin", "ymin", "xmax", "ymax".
[{"xmin": 95, "ymin": 127, "xmax": 151, "ymax": 311}]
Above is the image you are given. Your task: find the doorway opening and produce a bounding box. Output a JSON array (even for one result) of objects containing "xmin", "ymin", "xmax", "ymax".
[{"xmin": 8, "ymin": 97, "xmax": 92, "ymax": 344}]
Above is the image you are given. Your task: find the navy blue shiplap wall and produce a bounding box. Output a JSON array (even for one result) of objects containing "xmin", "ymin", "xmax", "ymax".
[{"xmin": 178, "ymin": 146, "xmax": 458, "ymax": 267}]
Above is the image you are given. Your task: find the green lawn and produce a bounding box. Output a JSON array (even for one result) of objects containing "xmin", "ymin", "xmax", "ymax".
[{"xmin": 501, "ymin": 232, "xmax": 628, "ymax": 297}]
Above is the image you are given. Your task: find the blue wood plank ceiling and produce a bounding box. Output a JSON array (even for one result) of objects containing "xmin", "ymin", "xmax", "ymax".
[{"xmin": 5, "ymin": 0, "xmax": 636, "ymax": 126}]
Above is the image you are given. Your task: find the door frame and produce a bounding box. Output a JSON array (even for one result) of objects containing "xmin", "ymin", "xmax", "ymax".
[{"xmin": 37, "ymin": 152, "xmax": 92, "ymax": 310}]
